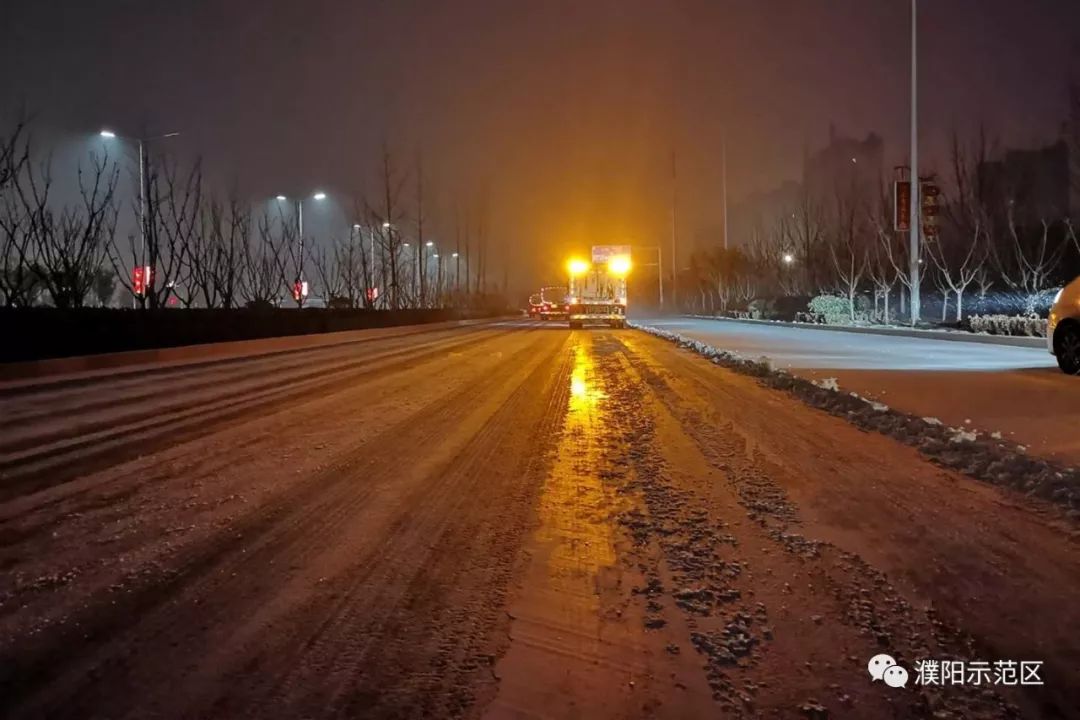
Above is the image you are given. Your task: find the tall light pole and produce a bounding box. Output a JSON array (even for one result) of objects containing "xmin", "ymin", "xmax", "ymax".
[
  {"xmin": 908, "ymin": 0, "xmax": 921, "ymax": 325},
  {"xmin": 722, "ymin": 128, "xmax": 729, "ymax": 251},
  {"xmin": 100, "ymin": 128, "xmax": 179, "ymax": 306},
  {"xmin": 275, "ymin": 191, "xmax": 326, "ymax": 305},
  {"xmin": 452, "ymin": 252, "xmax": 460, "ymax": 298},
  {"xmin": 670, "ymin": 149, "xmax": 678, "ymax": 311},
  {"xmin": 424, "ymin": 241, "xmax": 435, "ymax": 308},
  {"xmin": 433, "ymin": 252, "xmax": 443, "ymax": 305}
]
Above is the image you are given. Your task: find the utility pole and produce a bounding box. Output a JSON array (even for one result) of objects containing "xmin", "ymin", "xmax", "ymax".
[
  {"xmin": 908, "ymin": 0, "xmax": 921, "ymax": 325},
  {"xmin": 670, "ymin": 149, "xmax": 678, "ymax": 311},
  {"xmin": 297, "ymin": 199, "xmax": 304, "ymax": 302},
  {"xmin": 722, "ymin": 129, "xmax": 729, "ymax": 250},
  {"xmin": 416, "ymin": 155, "xmax": 425, "ymax": 308}
]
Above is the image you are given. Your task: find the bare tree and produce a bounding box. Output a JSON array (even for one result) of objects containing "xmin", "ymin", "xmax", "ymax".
[
  {"xmin": 239, "ymin": 212, "xmax": 291, "ymax": 306},
  {"xmin": 92, "ymin": 267, "xmax": 116, "ymax": 307},
  {"xmin": 0, "ymin": 118, "xmax": 28, "ymax": 193},
  {"xmin": 363, "ymin": 144, "xmax": 408, "ymax": 309},
  {"xmin": 186, "ymin": 191, "xmax": 247, "ymax": 308},
  {"xmin": 876, "ymin": 207, "xmax": 925, "ymax": 324},
  {"xmin": 925, "ymin": 228, "xmax": 982, "ymax": 322},
  {"xmin": 863, "ymin": 179, "xmax": 900, "ymax": 322},
  {"xmin": 787, "ymin": 186, "xmax": 828, "ymax": 293},
  {"xmin": 922, "ymin": 129, "xmax": 989, "ymax": 321},
  {"xmin": 8, "ymin": 147, "xmax": 119, "ymax": 308},
  {"xmin": 827, "ymin": 184, "xmax": 869, "ymax": 322},
  {"xmin": 1, "ymin": 122, "xmax": 38, "ymax": 306},
  {"xmin": 311, "ymin": 241, "xmax": 347, "ymax": 304},
  {"xmin": 994, "ymin": 211, "xmax": 1066, "ymax": 309}
]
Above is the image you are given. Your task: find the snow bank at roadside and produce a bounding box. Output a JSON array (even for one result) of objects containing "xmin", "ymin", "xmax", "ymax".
[{"xmin": 632, "ymin": 322, "xmax": 1079, "ymax": 518}]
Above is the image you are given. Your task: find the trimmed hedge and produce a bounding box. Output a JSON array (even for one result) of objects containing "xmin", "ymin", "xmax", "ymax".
[
  {"xmin": 965, "ymin": 314, "xmax": 1048, "ymax": 338},
  {"xmin": 1, "ymin": 307, "xmax": 503, "ymax": 363}
]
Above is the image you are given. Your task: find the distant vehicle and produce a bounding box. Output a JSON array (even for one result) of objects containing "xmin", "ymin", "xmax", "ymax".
[
  {"xmin": 527, "ymin": 293, "xmax": 543, "ymax": 318},
  {"xmin": 538, "ymin": 285, "xmax": 569, "ymax": 320},
  {"xmin": 565, "ymin": 249, "xmax": 631, "ymax": 329},
  {"xmin": 1049, "ymin": 276, "xmax": 1080, "ymax": 374}
]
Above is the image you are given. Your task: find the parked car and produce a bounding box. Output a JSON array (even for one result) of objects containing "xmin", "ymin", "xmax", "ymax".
[{"xmin": 1048, "ymin": 275, "xmax": 1080, "ymax": 374}]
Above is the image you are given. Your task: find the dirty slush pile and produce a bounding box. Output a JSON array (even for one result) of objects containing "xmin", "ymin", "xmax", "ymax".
[
  {"xmin": 588, "ymin": 335, "xmax": 1020, "ymax": 719},
  {"xmin": 632, "ymin": 323, "xmax": 1080, "ymax": 519}
]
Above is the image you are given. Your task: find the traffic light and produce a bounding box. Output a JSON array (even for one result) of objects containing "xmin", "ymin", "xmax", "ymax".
[{"xmin": 132, "ymin": 266, "xmax": 144, "ymax": 296}]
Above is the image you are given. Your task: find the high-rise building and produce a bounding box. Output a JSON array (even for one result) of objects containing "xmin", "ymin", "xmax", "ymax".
[{"xmin": 802, "ymin": 125, "xmax": 884, "ymax": 207}]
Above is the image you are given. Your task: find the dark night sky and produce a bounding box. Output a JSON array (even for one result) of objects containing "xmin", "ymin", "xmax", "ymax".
[{"xmin": 3, "ymin": 0, "xmax": 1079, "ymax": 288}]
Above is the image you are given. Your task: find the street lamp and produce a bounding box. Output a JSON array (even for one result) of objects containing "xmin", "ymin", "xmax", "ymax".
[
  {"xmin": 99, "ymin": 127, "xmax": 180, "ymax": 306},
  {"xmin": 782, "ymin": 253, "xmax": 795, "ymax": 265},
  {"xmin": 275, "ymin": 191, "xmax": 327, "ymax": 303},
  {"xmin": 908, "ymin": 0, "xmax": 921, "ymax": 324}
]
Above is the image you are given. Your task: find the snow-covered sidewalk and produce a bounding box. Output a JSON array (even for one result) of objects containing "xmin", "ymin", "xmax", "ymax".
[
  {"xmin": 684, "ymin": 314, "xmax": 1046, "ymax": 349},
  {"xmin": 638, "ymin": 317, "xmax": 1077, "ymax": 469}
]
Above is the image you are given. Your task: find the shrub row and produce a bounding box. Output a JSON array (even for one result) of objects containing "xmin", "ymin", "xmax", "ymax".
[{"xmin": 965, "ymin": 314, "xmax": 1048, "ymax": 338}]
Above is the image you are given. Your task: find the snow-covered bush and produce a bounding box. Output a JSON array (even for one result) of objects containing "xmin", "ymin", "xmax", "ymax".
[
  {"xmin": 807, "ymin": 294, "xmax": 852, "ymax": 325},
  {"xmin": 966, "ymin": 314, "xmax": 1048, "ymax": 338},
  {"xmin": 747, "ymin": 298, "xmax": 774, "ymax": 320}
]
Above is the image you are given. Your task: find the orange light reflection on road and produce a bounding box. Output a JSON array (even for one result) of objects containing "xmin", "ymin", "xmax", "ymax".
[{"xmin": 569, "ymin": 344, "xmax": 606, "ymax": 414}]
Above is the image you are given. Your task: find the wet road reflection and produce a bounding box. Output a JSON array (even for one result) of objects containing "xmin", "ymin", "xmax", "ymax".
[{"xmin": 485, "ymin": 333, "xmax": 638, "ymax": 718}]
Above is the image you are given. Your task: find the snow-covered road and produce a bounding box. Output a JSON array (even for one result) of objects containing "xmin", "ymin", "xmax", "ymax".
[
  {"xmin": 2, "ymin": 320, "xmax": 1078, "ymax": 718},
  {"xmin": 640, "ymin": 317, "xmax": 1079, "ymax": 466}
]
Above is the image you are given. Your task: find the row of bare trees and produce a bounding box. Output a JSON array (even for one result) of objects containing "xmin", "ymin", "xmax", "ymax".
[
  {"xmin": 1, "ymin": 121, "xmax": 499, "ymax": 310},
  {"xmin": 1, "ymin": 121, "xmax": 120, "ymax": 308},
  {"xmin": 686, "ymin": 128, "xmax": 1080, "ymax": 323}
]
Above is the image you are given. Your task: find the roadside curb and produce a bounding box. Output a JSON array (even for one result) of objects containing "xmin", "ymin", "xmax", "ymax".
[{"xmin": 682, "ymin": 315, "xmax": 1047, "ymax": 349}]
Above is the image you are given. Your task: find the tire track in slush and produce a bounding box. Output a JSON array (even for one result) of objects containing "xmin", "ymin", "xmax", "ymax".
[
  {"xmin": 4, "ymin": 328, "xmax": 569, "ymax": 720},
  {"xmin": 251, "ymin": 332, "xmax": 573, "ymax": 719},
  {"xmin": 485, "ymin": 331, "xmax": 719, "ymax": 719},
  {"xmin": 0, "ymin": 327, "xmax": 502, "ymax": 500},
  {"xmin": 608, "ymin": 332, "xmax": 1023, "ymax": 719}
]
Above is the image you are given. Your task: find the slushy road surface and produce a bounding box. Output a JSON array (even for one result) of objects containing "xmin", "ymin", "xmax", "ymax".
[
  {"xmin": 1, "ymin": 319, "xmax": 1076, "ymax": 719},
  {"xmin": 642, "ymin": 316, "xmax": 1078, "ymax": 466}
]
